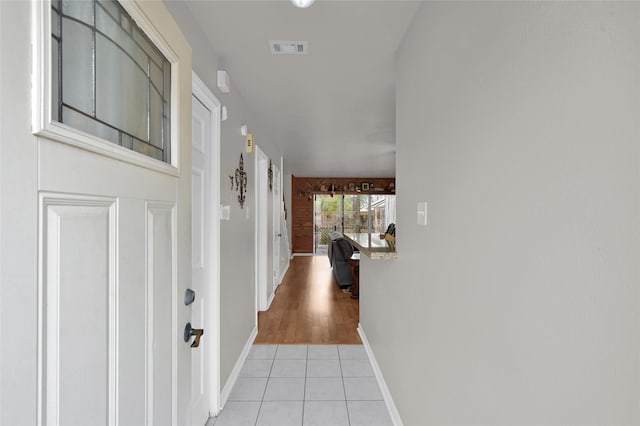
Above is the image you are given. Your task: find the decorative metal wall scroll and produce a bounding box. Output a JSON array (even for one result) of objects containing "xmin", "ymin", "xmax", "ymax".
[
  {"xmin": 235, "ymin": 154, "xmax": 248, "ymax": 209},
  {"xmin": 268, "ymin": 159, "xmax": 273, "ymax": 191}
]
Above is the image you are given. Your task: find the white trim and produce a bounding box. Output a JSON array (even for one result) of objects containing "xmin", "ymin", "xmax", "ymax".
[
  {"xmin": 276, "ymin": 259, "xmax": 290, "ymax": 287},
  {"xmin": 358, "ymin": 325, "xmax": 404, "ymax": 426},
  {"xmin": 144, "ymin": 202, "xmax": 177, "ymax": 426},
  {"xmin": 0, "ymin": 5, "xmax": 3, "ymax": 423},
  {"xmin": 110, "ymin": 199, "xmax": 119, "ymax": 426},
  {"xmin": 255, "ymin": 146, "xmax": 269, "ymax": 313},
  {"xmin": 31, "ymin": 0, "xmax": 181, "ymax": 175},
  {"xmin": 266, "ymin": 292, "xmax": 275, "ymax": 311},
  {"xmin": 191, "ymin": 71, "xmax": 222, "ymax": 416},
  {"xmin": 266, "ymin": 255, "xmax": 289, "ymax": 309},
  {"xmin": 171, "ymin": 202, "xmax": 179, "ymax": 426},
  {"xmin": 145, "ymin": 203, "xmax": 155, "ymax": 426},
  {"xmin": 271, "ymin": 162, "xmax": 281, "ymax": 300},
  {"xmin": 293, "ymin": 253, "xmax": 314, "ymax": 257},
  {"xmin": 219, "ymin": 327, "xmax": 257, "ymax": 409}
]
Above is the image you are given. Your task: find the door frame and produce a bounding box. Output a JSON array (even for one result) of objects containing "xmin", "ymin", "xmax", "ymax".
[
  {"xmin": 272, "ymin": 161, "xmax": 281, "ymax": 290},
  {"xmin": 254, "ymin": 145, "xmax": 269, "ymax": 316},
  {"xmin": 191, "ymin": 71, "xmax": 221, "ymax": 417}
]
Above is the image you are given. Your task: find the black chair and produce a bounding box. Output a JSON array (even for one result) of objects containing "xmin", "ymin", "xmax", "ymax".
[{"xmin": 328, "ymin": 233, "xmax": 354, "ymax": 288}]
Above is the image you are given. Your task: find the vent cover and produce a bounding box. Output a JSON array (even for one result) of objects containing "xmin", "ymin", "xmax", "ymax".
[{"xmin": 270, "ymin": 40, "xmax": 308, "ymax": 55}]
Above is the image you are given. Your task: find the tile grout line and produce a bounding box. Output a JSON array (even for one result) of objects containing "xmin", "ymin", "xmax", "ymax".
[
  {"xmin": 301, "ymin": 345, "xmax": 308, "ymax": 425},
  {"xmin": 338, "ymin": 345, "xmax": 353, "ymax": 426},
  {"xmin": 254, "ymin": 346, "xmax": 276, "ymax": 426}
]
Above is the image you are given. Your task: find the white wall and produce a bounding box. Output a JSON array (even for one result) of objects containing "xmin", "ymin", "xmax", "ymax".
[
  {"xmin": 361, "ymin": 2, "xmax": 640, "ymax": 425},
  {"xmin": 165, "ymin": 2, "xmax": 284, "ymax": 388},
  {"xmin": 0, "ymin": 3, "xmax": 38, "ymax": 425}
]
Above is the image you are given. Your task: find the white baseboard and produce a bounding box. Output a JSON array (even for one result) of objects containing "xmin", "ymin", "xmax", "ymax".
[
  {"xmin": 220, "ymin": 326, "xmax": 258, "ymax": 409},
  {"xmin": 266, "ymin": 291, "xmax": 275, "ymax": 310},
  {"xmin": 277, "ymin": 259, "xmax": 290, "ymax": 285},
  {"xmin": 263, "ymin": 260, "xmax": 290, "ymax": 312},
  {"xmin": 358, "ymin": 324, "xmax": 404, "ymax": 426},
  {"xmin": 292, "ymin": 253, "xmax": 314, "ymax": 256}
]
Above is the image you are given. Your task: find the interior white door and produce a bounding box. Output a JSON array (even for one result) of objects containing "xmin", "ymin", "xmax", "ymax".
[
  {"xmin": 190, "ymin": 86, "xmax": 220, "ymax": 424},
  {"xmin": 272, "ymin": 163, "xmax": 281, "ymax": 288},
  {"xmin": 255, "ymin": 146, "xmax": 269, "ymax": 312}
]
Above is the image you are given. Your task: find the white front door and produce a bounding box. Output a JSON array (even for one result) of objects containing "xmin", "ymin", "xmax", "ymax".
[
  {"xmin": 39, "ymin": 141, "xmax": 178, "ymax": 426},
  {"xmin": 190, "ymin": 73, "xmax": 221, "ymax": 424},
  {"xmin": 0, "ymin": 1, "xmax": 193, "ymax": 425}
]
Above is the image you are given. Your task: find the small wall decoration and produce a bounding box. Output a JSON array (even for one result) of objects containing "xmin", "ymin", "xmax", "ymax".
[
  {"xmin": 235, "ymin": 154, "xmax": 248, "ymax": 209},
  {"xmin": 268, "ymin": 159, "xmax": 273, "ymax": 191}
]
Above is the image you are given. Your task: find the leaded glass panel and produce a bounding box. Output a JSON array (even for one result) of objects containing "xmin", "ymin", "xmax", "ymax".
[
  {"xmin": 61, "ymin": 0, "xmax": 94, "ymax": 26},
  {"xmin": 52, "ymin": 0, "xmax": 172, "ymax": 163},
  {"xmin": 95, "ymin": 33, "xmax": 149, "ymax": 140},
  {"xmin": 61, "ymin": 18, "xmax": 94, "ymax": 115}
]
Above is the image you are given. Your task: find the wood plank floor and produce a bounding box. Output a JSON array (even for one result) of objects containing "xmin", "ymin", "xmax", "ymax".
[{"xmin": 254, "ymin": 256, "xmax": 361, "ymax": 344}]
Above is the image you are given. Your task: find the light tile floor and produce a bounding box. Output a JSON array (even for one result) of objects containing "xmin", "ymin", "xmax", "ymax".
[{"xmin": 209, "ymin": 344, "xmax": 393, "ymax": 426}]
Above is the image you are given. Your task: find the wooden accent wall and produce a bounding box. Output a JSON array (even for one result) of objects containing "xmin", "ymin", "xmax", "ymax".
[{"xmin": 291, "ymin": 176, "xmax": 396, "ymax": 253}]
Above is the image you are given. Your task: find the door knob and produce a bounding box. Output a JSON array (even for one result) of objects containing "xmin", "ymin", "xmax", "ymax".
[{"xmin": 184, "ymin": 322, "xmax": 204, "ymax": 348}]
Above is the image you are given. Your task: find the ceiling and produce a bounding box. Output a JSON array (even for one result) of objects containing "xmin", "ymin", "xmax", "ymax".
[{"xmin": 180, "ymin": 0, "xmax": 421, "ymax": 178}]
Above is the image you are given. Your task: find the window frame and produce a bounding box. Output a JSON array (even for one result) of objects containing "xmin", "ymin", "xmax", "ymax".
[{"xmin": 32, "ymin": 0, "xmax": 180, "ymax": 175}]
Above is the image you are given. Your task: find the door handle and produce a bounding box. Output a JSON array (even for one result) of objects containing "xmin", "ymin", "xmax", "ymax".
[
  {"xmin": 184, "ymin": 322, "xmax": 204, "ymax": 348},
  {"xmin": 276, "ymin": 234, "xmax": 282, "ymax": 237}
]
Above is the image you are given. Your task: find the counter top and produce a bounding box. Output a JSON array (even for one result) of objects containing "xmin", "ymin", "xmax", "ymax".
[{"xmin": 343, "ymin": 233, "xmax": 397, "ymax": 260}]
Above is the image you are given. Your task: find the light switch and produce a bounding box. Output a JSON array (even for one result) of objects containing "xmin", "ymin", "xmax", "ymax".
[
  {"xmin": 417, "ymin": 202, "xmax": 428, "ymax": 226},
  {"xmin": 220, "ymin": 205, "xmax": 230, "ymax": 221}
]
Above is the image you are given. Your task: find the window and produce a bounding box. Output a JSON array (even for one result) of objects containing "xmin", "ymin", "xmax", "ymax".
[
  {"xmin": 313, "ymin": 194, "xmax": 396, "ymax": 254},
  {"xmin": 51, "ymin": 0, "xmax": 172, "ymax": 163}
]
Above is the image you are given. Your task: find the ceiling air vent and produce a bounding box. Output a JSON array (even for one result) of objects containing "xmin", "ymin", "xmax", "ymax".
[{"xmin": 270, "ymin": 40, "xmax": 308, "ymax": 55}]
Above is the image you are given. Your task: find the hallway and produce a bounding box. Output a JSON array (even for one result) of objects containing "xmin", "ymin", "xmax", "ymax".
[{"xmin": 254, "ymin": 256, "xmax": 360, "ymax": 345}]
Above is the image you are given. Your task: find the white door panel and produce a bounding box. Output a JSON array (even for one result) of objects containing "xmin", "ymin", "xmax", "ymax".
[
  {"xmin": 42, "ymin": 196, "xmax": 116, "ymax": 426},
  {"xmin": 190, "ymin": 82, "xmax": 221, "ymax": 424},
  {"xmin": 192, "ymin": 168, "xmax": 205, "ymax": 269},
  {"xmin": 272, "ymin": 164, "xmax": 281, "ymax": 289},
  {"xmin": 38, "ymin": 152, "xmax": 178, "ymax": 426},
  {"xmin": 190, "ymin": 97, "xmax": 210, "ymax": 426},
  {"xmin": 147, "ymin": 203, "xmax": 176, "ymax": 426},
  {"xmin": 255, "ymin": 147, "xmax": 268, "ymax": 312}
]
